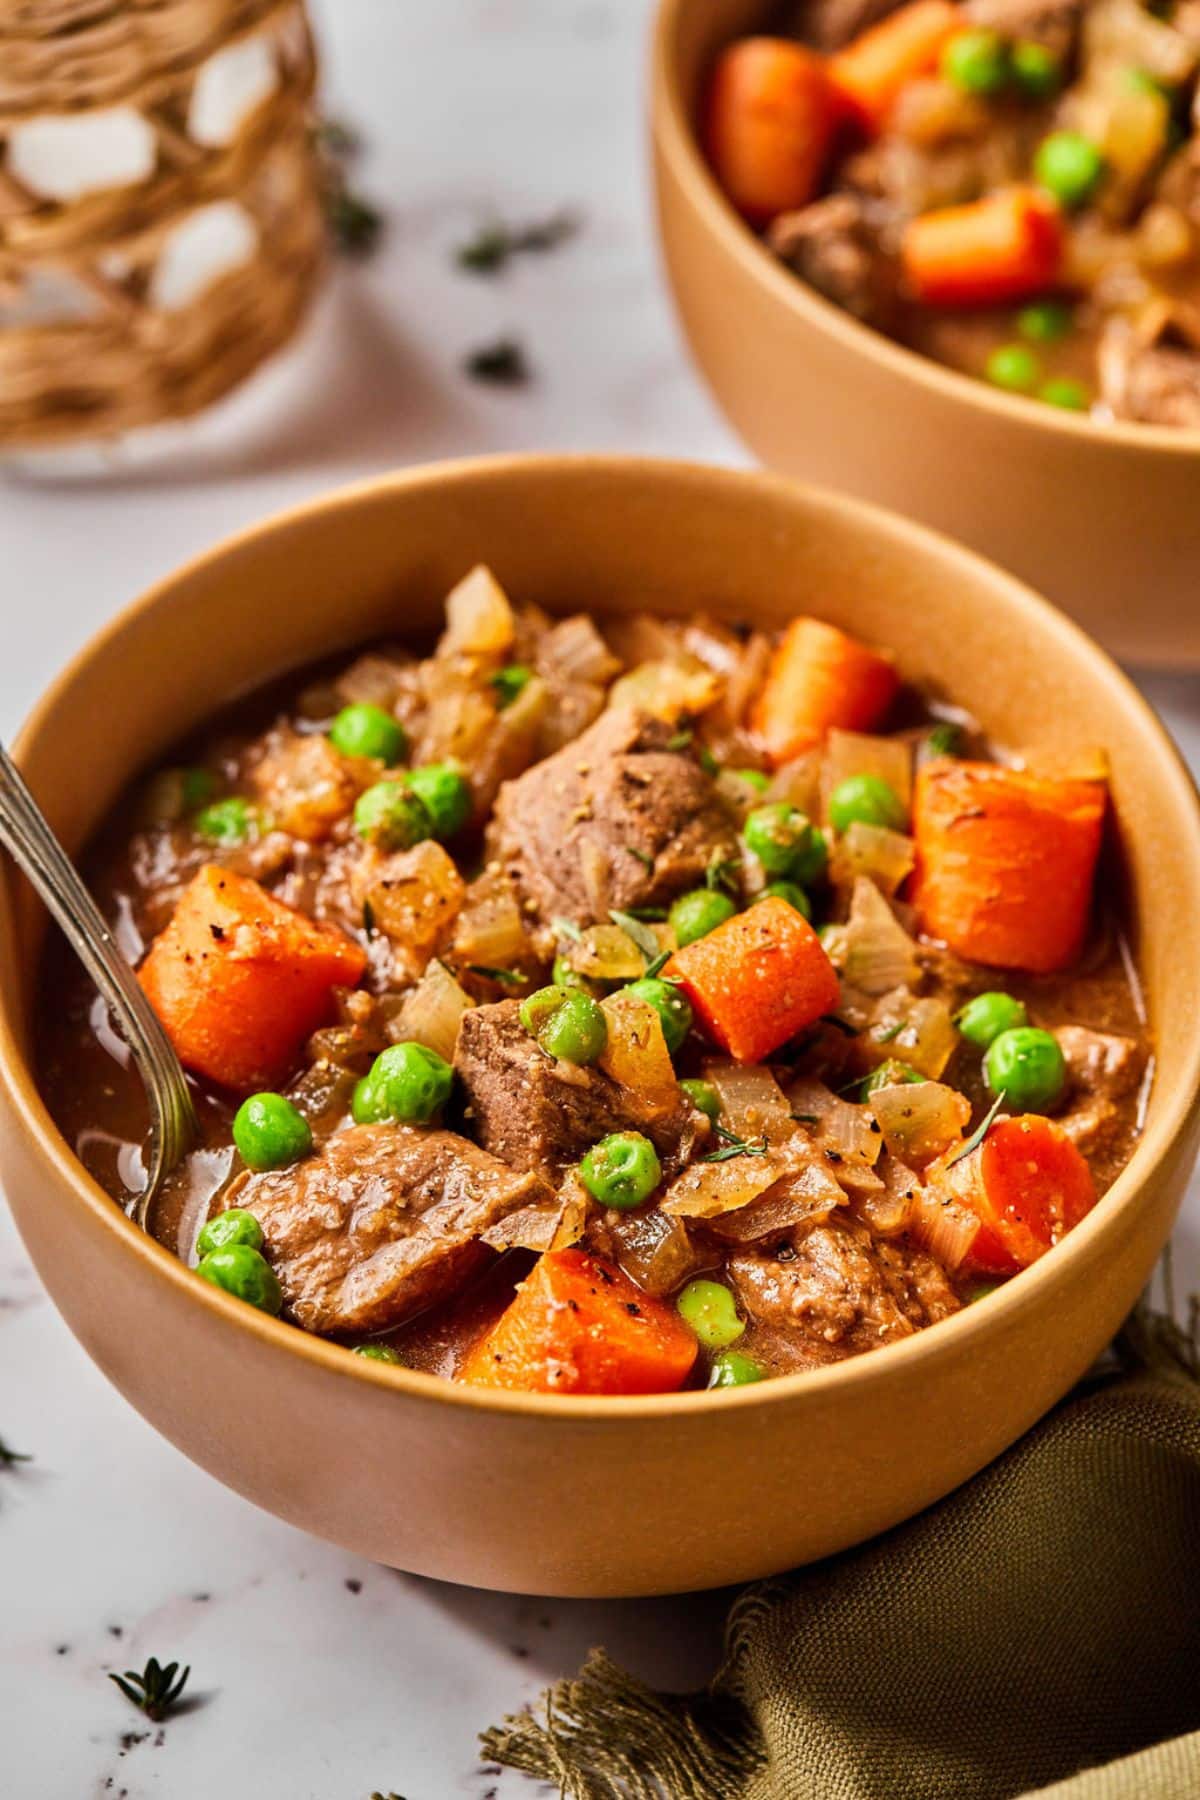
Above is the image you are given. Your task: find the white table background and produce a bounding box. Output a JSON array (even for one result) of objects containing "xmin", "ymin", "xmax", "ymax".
[{"xmin": 1, "ymin": 3, "xmax": 1196, "ymax": 1795}]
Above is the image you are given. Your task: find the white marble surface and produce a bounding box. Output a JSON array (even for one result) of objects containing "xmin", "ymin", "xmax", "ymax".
[{"xmin": 0, "ymin": 2, "xmax": 1197, "ymax": 1795}]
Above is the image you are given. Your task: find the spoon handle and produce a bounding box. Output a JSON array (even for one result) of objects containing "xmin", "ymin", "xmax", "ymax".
[{"xmin": 0, "ymin": 744, "xmax": 197, "ymax": 1227}]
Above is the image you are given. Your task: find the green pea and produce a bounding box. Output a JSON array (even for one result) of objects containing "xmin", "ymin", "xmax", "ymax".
[
  {"xmin": 194, "ymin": 796, "xmax": 261, "ymax": 846},
  {"xmin": 1011, "ymin": 39, "xmax": 1061, "ymax": 99},
  {"xmin": 956, "ymin": 991, "xmax": 1028, "ymax": 1050},
  {"xmin": 754, "ymin": 880, "xmax": 811, "ymax": 920},
  {"xmin": 538, "ymin": 991, "xmax": 608, "ymax": 1065},
  {"xmin": 828, "ymin": 775, "xmax": 907, "ymax": 834},
  {"xmin": 491, "ymin": 664, "xmax": 533, "ymax": 708},
  {"xmin": 921, "ymin": 721, "xmax": 964, "ymax": 761},
  {"xmin": 353, "ymin": 1342, "xmax": 405, "ymax": 1363},
  {"xmin": 353, "ymin": 781, "xmax": 432, "ymax": 850},
  {"xmin": 1039, "ymin": 377, "xmax": 1090, "ymax": 412},
  {"xmin": 860, "ymin": 1060, "xmax": 926, "ymax": 1100},
  {"xmin": 966, "ymin": 1281, "xmax": 1002, "ymax": 1305},
  {"xmin": 743, "ymin": 803, "xmax": 818, "ymax": 877},
  {"xmin": 793, "ymin": 825, "xmax": 829, "ymax": 887},
  {"xmin": 677, "ymin": 1279, "xmax": 745, "ymax": 1350},
  {"xmin": 196, "ymin": 1207, "xmax": 264, "ymax": 1258},
  {"xmin": 730, "ymin": 768, "xmax": 770, "ymax": 793},
  {"xmin": 985, "ymin": 344, "xmax": 1042, "ymax": 394},
  {"xmin": 142, "ymin": 766, "xmax": 218, "ymax": 825},
  {"xmin": 579, "ymin": 1131, "xmax": 662, "ymax": 1210},
  {"xmin": 625, "ymin": 977, "xmax": 693, "ymax": 1057},
  {"xmin": 197, "ymin": 1244, "xmax": 282, "ymax": 1315},
  {"xmin": 984, "ymin": 1027, "xmax": 1066, "ymax": 1112},
  {"xmin": 669, "ymin": 887, "xmax": 737, "ymax": 947},
  {"xmin": 1017, "ymin": 299, "xmax": 1072, "ymax": 343},
  {"xmin": 680, "ymin": 1078, "xmax": 721, "ymax": 1123},
  {"xmin": 520, "ymin": 984, "xmax": 570, "ymax": 1036},
  {"xmin": 942, "ymin": 29, "xmax": 1010, "ymax": 95},
  {"xmin": 329, "ymin": 703, "xmax": 407, "ymax": 766},
  {"xmin": 353, "ymin": 1042, "xmax": 454, "ymax": 1124},
  {"xmin": 707, "ymin": 1350, "xmax": 765, "ymax": 1388},
  {"xmin": 1034, "ymin": 130, "xmax": 1105, "ymax": 210},
  {"xmin": 232, "ymin": 1093, "xmax": 313, "ymax": 1171},
  {"xmin": 405, "ymin": 763, "xmax": 471, "ymax": 839}
]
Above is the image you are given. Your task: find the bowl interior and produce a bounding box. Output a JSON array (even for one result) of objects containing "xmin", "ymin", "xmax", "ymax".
[{"xmin": 3, "ymin": 455, "xmax": 1200, "ymax": 1407}]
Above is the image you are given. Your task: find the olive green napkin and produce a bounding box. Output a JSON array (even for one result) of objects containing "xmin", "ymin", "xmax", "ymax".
[{"xmin": 481, "ymin": 1305, "xmax": 1200, "ymax": 1800}]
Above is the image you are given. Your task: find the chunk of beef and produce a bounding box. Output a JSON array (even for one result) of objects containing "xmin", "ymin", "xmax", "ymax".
[
  {"xmin": 1055, "ymin": 1024, "xmax": 1146, "ymax": 1163},
  {"xmin": 454, "ymin": 999, "xmax": 699, "ymax": 1177},
  {"xmin": 769, "ymin": 194, "xmax": 899, "ymax": 327},
  {"xmin": 1099, "ymin": 314, "xmax": 1200, "ymax": 427},
  {"xmin": 224, "ymin": 1122, "xmax": 544, "ymax": 1335},
  {"xmin": 728, "ymin": 1216, "xmax": 959, "ymax": 1368},
  {"xmin": 487, "ymin": 708, "xmax": 737, "ymax": 931}
]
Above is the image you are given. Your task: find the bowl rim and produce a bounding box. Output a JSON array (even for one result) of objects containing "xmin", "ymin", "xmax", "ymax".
[
  {"xmin": 3, "ymin": 451, "xmax": 1200, "ymax": 1425},
  {"xmin": 650, "ymin": 0, "xmax": 1200, "ymax": 459}
]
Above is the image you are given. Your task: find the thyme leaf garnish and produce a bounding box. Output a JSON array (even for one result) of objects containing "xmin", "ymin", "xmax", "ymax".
[
  {"xmin": 789, "ymin": 1112, "xmax": 820, "ymax": 1125},
  {"xmin": 642, "ymin": 950, "xmax": 673, "ymax": 979},
  {"xmin": 627, "ymin": 846, "xmax": 655, "ymax": 871},
  {"xmin": 703, "ymin": 1125, "xmax": 769, "ymax": 1163},
  {"xmin": 875, "ymin": 1020, "xmax": 906, "ymax": 1044},
  {"xmin": 552, "ymin": 916, "xmax": 582, "ymax": 943},
  {"xmin": 468, "ymin": 965, "xmax": 526, "ymax": 987},
  {"xmin": 945, "ymin": 1093, "xmax": 1005, "ymax": 1169},
  {"xmin": 108, "ymin": 1657, "xmax": 191, "ymax": 1723},
  {"xmin": 609, "ymin": 909, "xmax": 661, "ymax": 965},
  {"xmin": 705, "ymin": 854, "xmax": 740, "ymax": 895}
]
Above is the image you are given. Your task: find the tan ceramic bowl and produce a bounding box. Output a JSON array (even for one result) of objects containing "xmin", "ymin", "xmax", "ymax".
[
  {"xmin": 1, "ymin": 457, "xmax": 1199, "ymax": 1597},
  {"xmin": 651, "ymin": 0, "xmax": 1200, "ymax": 669}
]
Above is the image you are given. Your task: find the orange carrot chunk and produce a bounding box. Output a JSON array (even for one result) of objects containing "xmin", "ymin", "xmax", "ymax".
[
  {"xmin": 138, "ymin": 864, "xmax": 367, "ymax": 1092},
  {"xmin": 912, "ymin": 759, "xmax": 1105, "ymax": 973},
  {"xmin": 457, "ymin": 1249, "xmax": 699, "ymax": 1395},
  {"xmin": 665, "ymin": 895, "xmax": 841, "ymax": 1064},
  {"xmin": 932, "ymin": 1114, "xmax": 1098, "ymax": 1276},
  {"xmin": 704, "ymin": 38, "xmax": 838, "ymax": 225},
  {"xmin": 751, "ymin": 616, "xmax": 900, "ymax": 766},
  {"xmin": 901, "ymin": 185, "xmax": 1064, "ymax": 307},
  {"xmin": 829, "ymin": 0, "xmax": 962, "ymax": 135}
]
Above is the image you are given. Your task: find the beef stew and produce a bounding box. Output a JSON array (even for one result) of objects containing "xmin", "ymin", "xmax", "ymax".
[
  {"xmin": 37, "ymin": 566, "xmax": 1151, "ymax": 1396},
  {"xmin": 705, "ymin": 0, "xmax": 1200, "ymax": 426}
]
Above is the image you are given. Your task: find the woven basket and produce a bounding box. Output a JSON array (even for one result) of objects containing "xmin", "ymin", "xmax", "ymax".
[{"xmin": 0, "ymin": 0, "xmax": 324, "ymax": 448}]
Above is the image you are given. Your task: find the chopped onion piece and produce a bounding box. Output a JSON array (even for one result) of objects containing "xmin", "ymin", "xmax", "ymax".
[
  {"xmin": 599, "ymin": 991, "xmax": 681, "ymax": 1116},
  {"xmin": 822, "ymin": 729, "xmax": 913, "ymax": 816},
  {"xmin": 440, "ymin": 564, "xmax": 515, "ymax": 658},
  {"xmin": 870, "ymin": 1080, "xmax": 970, "ymax": 1168},
  {"xmin": 353, "ymin": 840, "xmax": 466, "ymax": 980},
  {"xmin": 392, "ymin": 959, "xmax": 473, "ymax": 1063},
  {"xmin": 723, "ymin": 631, "xmax": 773, "ymax": 729},
  {"xmin": 765, "ymin": 749, "xmax": 823, "ymax": 818},
  {"xmin": 608, "ymin": 656, "xmax": 722, "ymax": 723},
  {"xmin": 601, "ymin": 1208, "xmax": 703, "ymax": 1296},
  {"xmin": 908, "ymin": 1185, "xmax": 980, "ymax": 1273},
  {"xmin": 538, "ymin": 614, "xmax": 622, "ymax": 687},
  {"xmin": 787, "ymin": 1076, "xmax": 884, "ymax": 1168},
  {"xmin": 660, "ymin": 1150, "xmax": 786, "ymax": 1218},
  {"xmin": 848, "ymin": 1155, "xmax": 919, "ymax": 1236},
  {"xmin": 841, "ymin": 878, "xmax": 920, "ymax": 996},
  {"xmin": 704, "ymin": 1060, "xmax": 795, "ymax": 1144},
  {"xmin": 867, "ymin": 989, "xmax": 957, "ymax": 1079},
  {"xmin": 834, "ymin": 823, "xmax": 915, "ymax": 896},
  {"xmin": 569, "ymin": 923, "xmax": 646, "ymax": 983},
  {"xmin": 482, "ymin": 1175, "xmax": 591, "ymax": 1254},
  {"xmin": 453, "ymin": 873, "xmax": 531, "ymax": 968},
  {"xmin": 704, "ymin": 1162, "xmax": 844, "ymax": 1240}
]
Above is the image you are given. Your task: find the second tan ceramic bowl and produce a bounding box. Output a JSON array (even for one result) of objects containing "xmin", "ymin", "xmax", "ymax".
[
  {"xmin": 2, "ymin": 457, "xmax": 1199, "ymax": 1597},
  {"xmin": 651, "ymin": 0, "xmax": 1200, "ymax": 669}
]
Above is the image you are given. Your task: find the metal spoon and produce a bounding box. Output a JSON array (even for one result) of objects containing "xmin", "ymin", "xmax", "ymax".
[{"xmin": 0, "ymin": 743, "xmax": 198, "ymax": 1229}]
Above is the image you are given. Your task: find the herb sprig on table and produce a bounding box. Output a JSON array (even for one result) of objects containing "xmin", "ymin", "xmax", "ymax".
[
  {"xmin": 463, "ymin": 338, "xmax": 530, "ymax": 385},
  {"xmin": 0, "ymin": 1434, "xmax": 31, "ymax": 1468},
  {"xmin": 456, "ymin": 211, "xmax": 577, "ymax": 274},
  {"xmin": 108, "ymin": 1656, "xmax": 191, "ymax": 1723}
]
